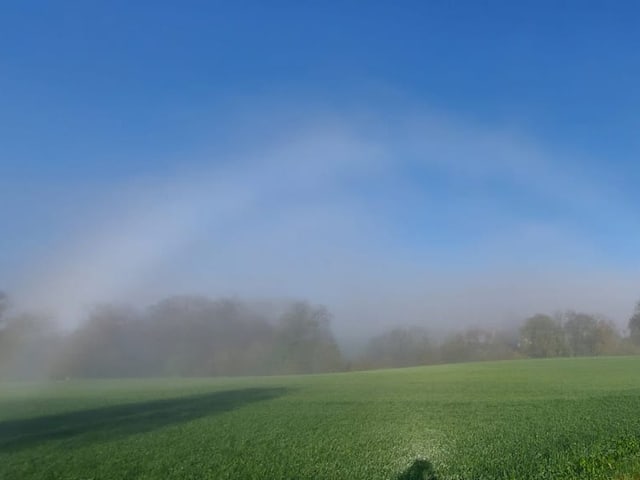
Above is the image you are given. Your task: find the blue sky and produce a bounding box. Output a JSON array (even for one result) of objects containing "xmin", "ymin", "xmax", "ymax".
[{"xmin": 1, "ymin": 1, "xmax": 639, "ymax": 332}]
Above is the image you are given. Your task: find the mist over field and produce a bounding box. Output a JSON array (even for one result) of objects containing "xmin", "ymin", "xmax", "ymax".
[
  {"xmin": 5, "ymin": 108, "xmax": 639, "ymax": 337},
  {"xmin": 2, "ymin": 107, "xmax": 640, "ymax": 379}
]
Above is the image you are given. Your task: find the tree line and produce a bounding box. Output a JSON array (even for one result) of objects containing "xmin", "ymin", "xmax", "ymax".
[
  {"xmin": 354, "ymin": 310, "xmax": 639, "ymax": 370},
  {"xmin": 1, "ymin": 290, "xmax": 640, "ymax": 379},
  {"xmin": 0, "ymin": 294, "xmax": 342, "ymax": 379}
]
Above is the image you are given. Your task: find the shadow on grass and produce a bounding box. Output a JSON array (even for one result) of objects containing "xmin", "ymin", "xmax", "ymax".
[
  {"xmin": 395, "ymin": 459, "xmax": 439, "ymax": 480},
  {"xmin": 0, "ymin": 387, "xmax": 288, "ymax": 452}
]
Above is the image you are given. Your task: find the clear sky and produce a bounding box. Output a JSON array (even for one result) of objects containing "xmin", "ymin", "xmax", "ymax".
[{"xmin": 1, "ymin": 1, "xmax": 639, "ymax": 334}]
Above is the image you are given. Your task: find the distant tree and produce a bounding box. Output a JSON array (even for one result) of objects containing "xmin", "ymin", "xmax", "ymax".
[
  {"xmin": 628, "ymin": 301, "xmax": 640, "ymax": 346},
  {"xmin": 273, "ymin": 302, "xmax": 343, "ymax": 374},
  {"xmin": 154, "ymin": 296, "xmax": 276, "ymax": 376},
  {"xmin": 59, "ymin": 304, "xmax": 142, "ymax": 378},
  {"xmin": 592, "ymin": 318, "xmax": 622, "ymax": 355},
  {"xmin": 361, "ymin": 326, "xmax": 434, "ymax": 368},
  {"xmin": 440, "ymin": 327, "xmax": 519, "ymax": 364},
  {"xmin": 439, "ymin": 330, "xmax": 475, "ymax": 364},
  {"xmin": 519, "ymin": 314, "xmax": 567, "ymax": 358},
  {"xmin": 563, "ymin": 311, "xmax": 622, "ymax": 356},
  {"xmin": 563, "ymin": 312, "xmax": 599, "ymax": 356},
  {"xmin": 0, "ymin": 312, "xmax": 59, "ymax": 379}
]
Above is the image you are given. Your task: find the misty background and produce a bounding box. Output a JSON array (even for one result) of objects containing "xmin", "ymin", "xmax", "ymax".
[{"xmin": 2, "ymin": 2, "xmax": 640, "ymax": 378}]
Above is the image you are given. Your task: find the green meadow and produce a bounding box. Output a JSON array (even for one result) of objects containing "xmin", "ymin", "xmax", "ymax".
[{"xmin": 2, "ymin": 357, "xmax": 640, "ymax": 479}]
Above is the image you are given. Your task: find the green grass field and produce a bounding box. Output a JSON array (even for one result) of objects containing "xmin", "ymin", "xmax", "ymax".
[{"xmin": 2, "ymin": 357, "xmax": 640, "ymax": 479}]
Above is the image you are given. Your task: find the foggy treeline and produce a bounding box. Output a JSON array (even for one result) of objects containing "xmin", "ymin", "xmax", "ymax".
[
  {"xmin": 0, "ymin": 294, "xmax": 342, "ymax": 379},
  {"xmin": 1, "ymin": 290, "xmax": 640, "ymax": 380},
  {"xmin": 356, "ymin": 311, "xmax": 639, "ymax": 370}
]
